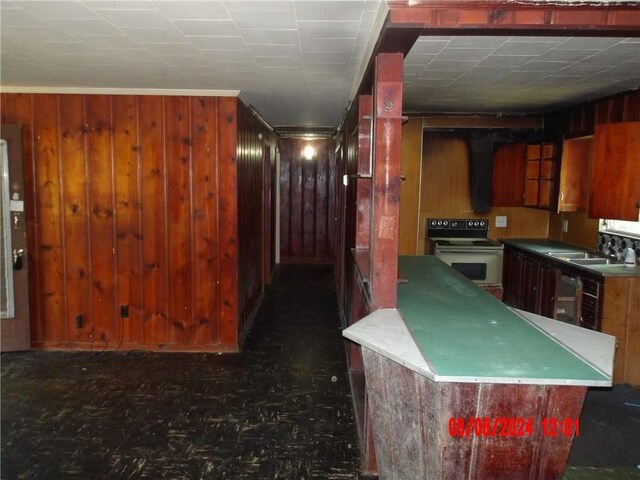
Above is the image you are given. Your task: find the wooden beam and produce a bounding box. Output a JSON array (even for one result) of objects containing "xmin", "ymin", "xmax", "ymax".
[{"xmin": 369, "ymin": 53, "xmax": 404, "ymax": 310}]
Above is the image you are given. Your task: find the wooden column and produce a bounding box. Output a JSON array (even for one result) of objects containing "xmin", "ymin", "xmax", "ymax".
[{"xmin": 369, "ymin": 53, "xmax": 403, "ymax": 310}]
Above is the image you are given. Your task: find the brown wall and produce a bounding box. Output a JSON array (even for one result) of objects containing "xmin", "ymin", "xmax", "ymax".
[
  {"xmin": 236, "ymin": 101, "xmax": 277, "ymax": 342},
  {"xmin": 279, "ymin": 137, "xmax": 336, "ymax": 263},
  {"xmin": 1, "ymin": 93, "xmax": 239, "ymax": 351},
  {"xmin": 399, "ymin": 125, "xmax": 549, "ymax": 255}
]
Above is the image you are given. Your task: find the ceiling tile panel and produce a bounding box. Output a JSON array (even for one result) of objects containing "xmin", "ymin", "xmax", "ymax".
[
  {"xmin": 247, "ymin": 44, "xmax": 301, "ymax": 57},
  {"xmin": 239, "ymin": 29, "xmax": 299, "ymax": 45},
  {"xmin": 294, "ymin": 1, "xmax": 366, "ymax": 21},
  {"xmin": 172, "ymin": 19, "xmax": 239, "ymax": 37},
  {"xmin": 154, "ymin": 1, "xmax": 229, "ymax": 19},
  {"xmin": 121, "ymin": 27, "xmax": 187, "ymax": 43},
  {"xmin": 298, "ymin": 21, "xmax": 360, "ymax": 39},
  {"xmin": 20, "ymin": 1, "xmax": 99, "ymax": 19}
]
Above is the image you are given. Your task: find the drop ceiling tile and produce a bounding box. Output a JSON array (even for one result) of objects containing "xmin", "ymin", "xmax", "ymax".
[
  {"xmin": 104, "ymin": 49, "xmax": 160, "ymax": 62},
  {"xmin": 404, "ymin": 53, "xmax": 437, "ymax": 66},
  {"xmin": 436, "ymin": 48, "xmax": 493, "ymax": 61},
  {"xmin": 494, "ymin": 41, "xmax": 555, "ymax": 56},
  {"xmin": 98, "ymin": 9, "xmax": 173, "ymax": 28},
  {"xmin": 426, "ymin": 59, "xmax": 479, "ymax": 72},
  {"xmin": 1, "ymin": 26, "xmax": 76, "ymax": 42},
  {"xmin": 81, "ymin": 35, "xmax": 143, "ymax": 50},
  {"xmin": 154, "ymin": 1, "xmax": 229, "ymax": 19},
  {"xmin": 256, "ymin": 56, "xmax": 303, "ymax": 67},
  {"xmin": 46, "ymin": 18, "xmax": 123, "ymax": 36},
  {"xmin": 87, "ymin": 2, "xmax": 156, "ymax": 11},
  {"xmin": 158, "ymin": 55, "xmax": 208, "ymax": 67},
  {"xmin": 0, "ymin": 7, "xmax": 49, "ymax": 26},
  {"xmin": 40, "ymin": 41, "xmax": 97, "ymax": 55},
  {"xmin": 240, "ymin": 29, "xmax": 299, "ymax": 45},
  {"xmin": 305, "ymin": 62, "xmax": 348, "ymax": 73},
  {"xmin": 447, "ymin": 36, "xmax": 507, "ymax": 49},
  {"xmin": 247, "ymin": 44, "xmax": 301, "ymax": 57},
  {"xmin": 142, "ymin": 42, "xmax": 199, "ymax": 55},
  {"xmin": 298, "ymin": 21, "xmax": 360, "ymax": 39},
  {"xmin": 122, "ymin": 27, "xmax": 187, "ymax": 43},
  {"xmin": 173, "ymin": 19, "xmax": 239, "ymax": 37},
  {"xmin": 478, "ymin": 55, "xmax": 536, "ymax": 67},
  {"xmin": 188, "ymin": 36, "xmax": 246, "ymax": 51},
  {"xmin": 537, "ymin": 49, "xmax": 597, "ymax": 63},
  {"xmin": 518, "ymin": 61, "xmax": 573, "ymax": 72},
  {"xmin": 294, "ymin": 1, "xmax": 365, "ymax": 22},
  {"xmin": 300, "ymin": 38, "xmax": 354, "ymax": 53},
  {"xmin": 20, "ymin": 1, "xmax": 99, "ymax": 19},
  {"xmin": 200, "ymin": 49, "xmax": 254, "ymax": 61},
  {"xmin": 227, "ymin": 10, "xmax": 297, "ymax": 29},
  {"xmin": 534, "ymin": 75, "xmax": 582, "ymax": 86},
  {"xmin": 559, "ymin": 37, "xmax": 622, "ymax": 50},
  {"xmin": 224, "ymin": 1, "xmax": 294, "ymax": 12}
]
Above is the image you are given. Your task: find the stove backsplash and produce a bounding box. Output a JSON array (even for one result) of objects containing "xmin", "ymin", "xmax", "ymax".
[{"xmin": 597, "ymin": 231, "xmax": 640, "ymax": 261}]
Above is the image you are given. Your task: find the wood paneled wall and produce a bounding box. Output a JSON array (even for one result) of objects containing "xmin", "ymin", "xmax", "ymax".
[
  {"xmin": 236, "ymin": 101, "xmax": 277, "ymax": 342},
  {"xmin": 399, "ymin": 131, "xmax": 549, "ymax": 255},
  {"xmin": 1, "ymin": 93, "xmax": 239, "ymax": 351},
  {"xmin": 279, "ymin": 137, "xmax": 336, "ymax": 264}
]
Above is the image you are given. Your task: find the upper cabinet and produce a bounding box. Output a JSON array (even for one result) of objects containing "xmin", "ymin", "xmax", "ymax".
[
  {"xmin": 524, "ymin": 142, "xmax": 556, "ymax": 209},
  {"xmin": 589, "ymin": 121, "xmax": 640, "ymax": 221},
  {"xmin": 492, "ymin": 141, "xmax": 557, "ymax": 210},
  {"xmin": 492, "ymin": 143, "xmax": 526, "ymax": 207},
  {"xmin": 557, "ymin": 135, "xmax": 593, "ymax": 213}
]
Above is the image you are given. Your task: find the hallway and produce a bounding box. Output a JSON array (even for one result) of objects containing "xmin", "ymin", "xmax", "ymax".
[{"xmin": 1, "ymin": 265, "xmax": 361, "ymax": 479}]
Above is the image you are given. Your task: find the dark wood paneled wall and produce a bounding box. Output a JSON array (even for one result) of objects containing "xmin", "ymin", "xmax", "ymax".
[
  {"xmin": 1, "ymin": 93, "xmax": 239, "ymax": 351},
  {"xmin": 236, "ymin": 101, "xmax": 277, "ymax": 342},
  {"xmin": 279, "ymin": 137, "xmax": 336, "ymax": 264},
  {"xmin": 558, "ymin": 89, "xmax": 640, "ymax": 136}
]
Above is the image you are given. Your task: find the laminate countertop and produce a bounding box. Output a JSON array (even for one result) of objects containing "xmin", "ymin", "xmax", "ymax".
[
  {"xmin": 343, "ymin": 255, "xmax": 615, "ymax": 386},
  {"xmin": 500, "ymin": 238, "xmax": 640, "ymax": 277}
]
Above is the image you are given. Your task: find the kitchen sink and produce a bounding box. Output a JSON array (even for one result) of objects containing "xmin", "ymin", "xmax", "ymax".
[
  {"xmin": 545, "ymin": 251, "xmax": 595, "ymax": 259},
  {"xmin": 568, "ymin": 258, "xmax": 620, "ymax": 266},
  {"xmin": 544, "ymin": 250, "xmax": 621, "ymax": 265}
]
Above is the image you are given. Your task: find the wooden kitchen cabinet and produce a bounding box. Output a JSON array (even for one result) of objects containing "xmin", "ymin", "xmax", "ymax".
[
  {"xmin": 557, "ymin": 135, "xmax": 593, "ymax": 213},
  {"xmin": 589, "ymin": 121, "xmax": 640, "ymax": 220},
  {"xmin": 492, "ymin": 141, "xmax": 556, "ymax": 210},
  {"xmin": 492, "ymin": 143, "xmax": 526, "ymax": 207}
]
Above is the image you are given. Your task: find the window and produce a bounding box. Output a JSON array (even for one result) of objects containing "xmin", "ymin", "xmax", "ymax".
[{"xmin": 600, "ymin": 218, "xmax": 640, "ymax": 239}]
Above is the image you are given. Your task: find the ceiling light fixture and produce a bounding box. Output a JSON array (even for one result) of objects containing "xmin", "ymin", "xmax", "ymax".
[{"xmin": 303, "ymin": 145, "xmax": 316, "ymax": 161}]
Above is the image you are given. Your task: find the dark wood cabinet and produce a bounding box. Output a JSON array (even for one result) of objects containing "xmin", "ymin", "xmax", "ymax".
[
  {"xmin": 492, "ymin": 143, "xmax": 526, "ymax": 207},
  {"xmin": 589, "ymin": 121, "xmax": 640, "ymax": 221},
  {"xmin": 492, "ymin": 142, "xmax": 557, "ymax": 210}
]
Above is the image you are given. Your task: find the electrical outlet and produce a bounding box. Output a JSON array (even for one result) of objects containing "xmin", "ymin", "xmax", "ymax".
[
  {"xmin": 120, "ymin": 304, "xmax": 129, "ymax": 318},
  {"xmin": 495, "ymin": 215, "xmax": 507, "ymax": 228},
  {"xmin": 562, "ymin": 220, "xmax": 569, "ymax": 233},
  {"xmin": 75, "ymin": 314, "xmax": 83, "ymax": 328}
]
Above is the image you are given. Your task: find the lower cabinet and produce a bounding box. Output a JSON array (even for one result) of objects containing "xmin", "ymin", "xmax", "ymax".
[
  {"xmin": 502, "ymin": 245, "xmax": 602, "ymax": 331},
  {"xmin": 502, "ymin": 244, "xmax": 639, "ymax": 385}
]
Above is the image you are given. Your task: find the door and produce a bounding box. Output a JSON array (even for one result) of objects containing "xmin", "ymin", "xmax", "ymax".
[{"xmin": 1, "ymin": 124, "xmax": 30, "ymax": 351}]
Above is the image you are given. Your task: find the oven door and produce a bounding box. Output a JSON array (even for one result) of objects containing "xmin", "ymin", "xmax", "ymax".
[{"xmin": 434, "ymin": 249, "xmax": 503, "ymax": 284}]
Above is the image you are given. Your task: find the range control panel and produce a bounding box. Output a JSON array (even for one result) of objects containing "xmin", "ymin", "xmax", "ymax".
[
  {"xmin": 427, "ymin": 218, "xmax": 489, "ymax": 238},
  {"xmin": 427, "ymin": 218, "xmax": 488, "ymax": 230}
]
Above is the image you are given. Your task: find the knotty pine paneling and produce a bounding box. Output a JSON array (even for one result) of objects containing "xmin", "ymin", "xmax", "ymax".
[
  {"xmin": 279, "ymin": 138, "xmax": 336, "ymax": 264},
  {"xmin": 1, "ymin": 93, "xmax": 239, "ymax": 352}
]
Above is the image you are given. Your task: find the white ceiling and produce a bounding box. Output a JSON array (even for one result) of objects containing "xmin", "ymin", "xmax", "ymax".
[
  {"xmin": 404, "ymin": 35, "xmax": 640, "ymax": 115},
  {"xmin": 1, "ymin": 1, "xmax": 640, "ymax": 132}
]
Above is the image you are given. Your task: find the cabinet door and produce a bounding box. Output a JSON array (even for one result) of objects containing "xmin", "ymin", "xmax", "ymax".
[
  {"xmin": 558, "ymin": 136, "xmax": 592, "ymax": 213},
  {"xmin": 502, "ymin": 247, "xmax": 523, "ymax": 307},
  {"xmin": 589, "ymin": 121, "xmax": 640, "ymax": 220},
  {"xmin": 492, "ymin": 143, "xmax": 525, "ymax": 207},
  {"xmin": 539, "ymin": 264, "xmax": 561, "ymax": 318},
  {"xmin": 521, "ymin": 256, "xmax": 541, "ymax": 313}
]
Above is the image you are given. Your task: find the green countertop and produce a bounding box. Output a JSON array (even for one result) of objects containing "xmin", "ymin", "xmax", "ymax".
[
  {"xmin": 397, "ymin": 255, "xmax": 611, "ymax": 383},
  {"xmin": 500, "ymin": 238, "xmax": 640, "ymax": 277}
]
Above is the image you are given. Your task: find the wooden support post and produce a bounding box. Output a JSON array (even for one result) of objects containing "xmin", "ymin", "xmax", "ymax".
[{"xmin": 369, "ymin": 52, "xmax": 403, "ymax": 310}]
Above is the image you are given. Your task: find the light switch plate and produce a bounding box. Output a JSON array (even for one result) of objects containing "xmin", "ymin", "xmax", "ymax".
[
  {"xmin": 563, "ymin": 220, "xmax": 569, "ymax": 232},
  {"xmin": 496, "ymin": 215, "xmax": 507, "ymax": 228}
]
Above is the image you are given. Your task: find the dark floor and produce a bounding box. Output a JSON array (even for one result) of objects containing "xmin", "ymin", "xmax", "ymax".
[
  {"xmin": 1, "ymin": 265, "xmax": 362, "ymax": 479},
  {"xmin": 2, "ymin": 264, "xmax": 639, "ymax": 479}
]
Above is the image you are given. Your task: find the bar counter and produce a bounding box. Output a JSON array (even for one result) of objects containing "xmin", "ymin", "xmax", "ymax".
[{"xmin": 343, "ymin": 255, "xmax": 615, "ymax": 480}]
